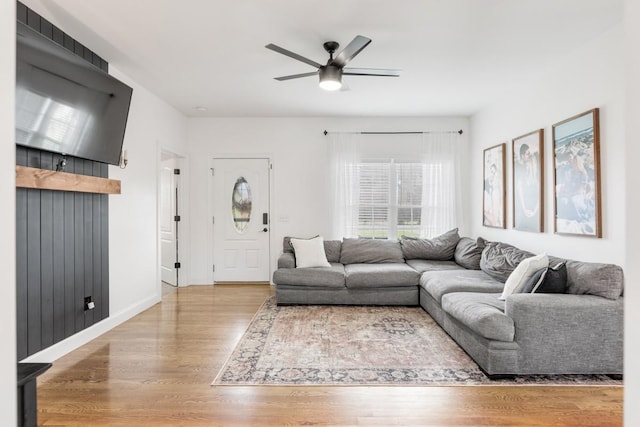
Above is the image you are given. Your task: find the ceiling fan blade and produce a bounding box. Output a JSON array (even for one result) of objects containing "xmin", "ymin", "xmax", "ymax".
[
  {"xmin": 265, "ymin": 43, "xmax": 323, "ymax": 69},
  {"xmin": 331, "ymin": 35, "xmax": 371, "ymax": 67},
  {"xmin": 274, "ymin": 71, "xmax": 319, "ymax": 81},
  {"xmin": 343, "ymin": 67, "xmax": 401, "ymax": 77}
]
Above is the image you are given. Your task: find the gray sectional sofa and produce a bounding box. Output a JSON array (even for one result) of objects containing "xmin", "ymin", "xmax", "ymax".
[{"xmin": 272, "ymin": 231, "xmax": 624, "ymax": 377}]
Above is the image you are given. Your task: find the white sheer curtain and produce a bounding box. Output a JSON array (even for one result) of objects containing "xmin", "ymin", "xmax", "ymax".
[
  {"xmin": 420, "ymin": 132, "xmax": 463, "ymax": 237},
  {"xmin": 329, "ymin": 131, "xmax": 463, "ymax": 239},
  {"xmin": 328, "ymin": 132, "xmax": 361, "ymax": 239}
]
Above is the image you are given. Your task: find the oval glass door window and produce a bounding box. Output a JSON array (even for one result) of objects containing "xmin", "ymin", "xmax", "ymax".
[{"xmin": 232, "ymin": 177, "xmax": 252, "ymax": 233}]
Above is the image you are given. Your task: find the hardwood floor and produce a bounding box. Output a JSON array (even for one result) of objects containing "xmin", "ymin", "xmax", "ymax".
[{"xmin": 37, "ymin": 285, "xmax": 623, "ymax": 426}]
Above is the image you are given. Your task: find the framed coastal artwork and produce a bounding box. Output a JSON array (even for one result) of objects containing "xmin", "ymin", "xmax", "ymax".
[
  {"xmin": 552, "ymin": 108, "xmax": 602, "ymax": 237},
  {"xmin": 512, "ymin": 129, "xmax": 544, "ymax": 232},
  {"xmin": 483, "ymin": 143, "xmax": 506, "ymax": 228}
]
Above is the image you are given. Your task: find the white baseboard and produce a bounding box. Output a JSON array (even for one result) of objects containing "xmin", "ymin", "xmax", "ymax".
[{"xmin": 20, "ymin": 294, "xmax": 160, "ymax": 363}]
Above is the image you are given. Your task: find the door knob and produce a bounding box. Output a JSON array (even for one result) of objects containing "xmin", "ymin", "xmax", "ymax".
[{"xmin": 261, "ymin": 228, "xmax": 268, "ymax": 232}]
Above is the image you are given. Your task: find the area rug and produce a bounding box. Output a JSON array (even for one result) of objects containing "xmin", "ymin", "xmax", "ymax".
[{"xmin": 213, "ymin": 297, "xmax": 621, "ymax": 386}]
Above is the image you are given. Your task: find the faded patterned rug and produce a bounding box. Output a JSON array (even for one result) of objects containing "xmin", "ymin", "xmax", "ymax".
[{"xmin": 213, "ymin": 297, "xmax": 621, "ymax": 386}]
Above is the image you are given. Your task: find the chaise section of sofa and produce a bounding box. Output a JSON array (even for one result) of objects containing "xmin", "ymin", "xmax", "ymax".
[{"xmin": 418, "ymin": 241, "xmax": 624, "ymax": 376}]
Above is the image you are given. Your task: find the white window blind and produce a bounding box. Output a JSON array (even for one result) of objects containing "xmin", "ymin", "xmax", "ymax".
[
  {"xmin": 355, "ymin": 163, "xmax": 390, "ymax": 238},
  {"xmin": 351, "ymin": 162, "xmax": 425, "ymax": 239}
]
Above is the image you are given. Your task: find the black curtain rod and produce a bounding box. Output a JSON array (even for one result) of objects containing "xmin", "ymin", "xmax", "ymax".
[{"xmin": 323, "ymin": 130, "xmax": 463, "ymax": 136}]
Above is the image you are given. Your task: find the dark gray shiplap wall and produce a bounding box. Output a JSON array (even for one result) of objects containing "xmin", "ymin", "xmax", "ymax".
[{"xmin": 16, "ymin": 2, "xmax": 110, "ymax": 360}]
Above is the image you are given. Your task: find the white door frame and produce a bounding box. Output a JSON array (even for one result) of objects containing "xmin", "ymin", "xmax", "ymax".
[
  {"xmin": 157, "ymin": 147, "xmax": 189, "ymax": 294},
  {"xmin": 209, "ymin": 154, "xmax": 273, "ymax": 284}
]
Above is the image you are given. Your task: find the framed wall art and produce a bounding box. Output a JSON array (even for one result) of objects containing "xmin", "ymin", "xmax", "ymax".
[
  {"xmin": 512, "ymin": 129, "xmax": 544, "ymax": 232},
  {"xmin": 483, "ymin": 143, "xmax": 506, "ymax": 228},
  {"xmin": 552, "ymin": 108, "xmax": 601, "ymax": 237}
]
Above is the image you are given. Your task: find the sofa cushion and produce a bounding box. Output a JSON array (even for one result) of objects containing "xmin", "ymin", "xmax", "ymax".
[
  {"xmin": 420, "ymin": 270, "xmax": 504, "ymax": 303},
  {"xmin": 289, "ymin": 236, "xmax": 331, "ymax": 268},
  {"xmin": 323, "ymin": 240, "xmax": 343, "ymax": 263},
  {"xmin": 399, "ymin": 228, "xmax": 460, "ymax": 260},
  {"xmin": 339, "ymin": 238, "xmax": 405, "ymax": 264},
  {"xmin": 344, "ymin": 263, "xmax": 419, "ymax": 288},
  {"xmin": 454, "ymin": 237, "xmax": 486, "ymax": 270},
  {"xmin": 480, "ymin": 241, "xmax": 534, "ymax": 283},
  {"xmin": 441, "ymin": 292, "xmax": 515, "ymax": 342},
  {"xmin": 565, "ymin": 260, "xmax": 624, "ymax": 300},
  {"xmin": 283, "ymin": 236, "xmax": 342, "ymax": 263},
  {"xmin": 272, "ymin": 263, "xmax": 345, "ymax": 288},
  {"xmin": 406, "ymin": 259, "xmax": 465, "ymax": 274},
  {"xmin": 499, "ymin": 253, "xmax": 549, "ymax": 300}
]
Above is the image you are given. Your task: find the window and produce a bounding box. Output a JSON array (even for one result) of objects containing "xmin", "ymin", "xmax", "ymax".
[
  {"xmin": 329, "ymin": 132, "xmax": 460, "ymax": 240},
  {"xmin": 354, "ymin": 161, "xmax": 425, "ymax": 239}
]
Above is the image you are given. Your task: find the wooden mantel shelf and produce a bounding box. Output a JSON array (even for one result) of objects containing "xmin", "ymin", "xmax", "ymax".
[{"xmin": 16, "ymin": 165, "xmax": 121, "ymax": 194}]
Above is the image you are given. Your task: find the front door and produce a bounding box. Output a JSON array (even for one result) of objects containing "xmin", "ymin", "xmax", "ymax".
[{"xmin": 212, "ymin": 158, "xmax": 270, "ymax": 282}]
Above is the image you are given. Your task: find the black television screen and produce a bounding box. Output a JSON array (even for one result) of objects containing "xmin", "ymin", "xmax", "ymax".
[{"xmin": 15, "ymin": 21, "xmax": 133, "ymax": 166}]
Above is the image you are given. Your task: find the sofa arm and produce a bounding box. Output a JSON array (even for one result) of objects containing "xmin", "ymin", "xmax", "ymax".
[
  {"xmin": 505, "ymin": 293, "xmax": 623, "ymax": 373},
  {"xmin": 277, "ymin": 252, "xmax": 296, "ymax": 269}
]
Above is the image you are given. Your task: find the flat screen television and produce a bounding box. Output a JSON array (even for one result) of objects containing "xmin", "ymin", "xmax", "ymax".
[{"xmin": 15, "ymin": 20, "xmax": 133, "ymax": 166}]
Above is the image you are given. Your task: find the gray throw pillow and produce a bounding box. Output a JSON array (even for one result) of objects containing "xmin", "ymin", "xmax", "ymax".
[
  {"xmin": 399, "ymin": 228, "xmax": 460, "ymax": 260},
  {"xmin": 479, "ymin": 241, "xmax": 534, "ymax": 283},
  {"xmin": 454, "ymin": 237, "xmax": 486, "ymax": 269},
  {"xmin": 339, "ymin": 238, "xmax": 405, "ymax": 264}
]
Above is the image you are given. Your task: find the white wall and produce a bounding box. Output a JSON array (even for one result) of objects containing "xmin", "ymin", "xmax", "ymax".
[
  {"xmin": 469, "ymin": 24, "xmax": 625, "ymax": 265},
  {"xmin": 0, "ymin": 2, "xmax": 17, "ymax": 424},
  {"xmin": 187, "ymin": 116, "xmax": 469, "ymax": 284},
  {"xmin": 108, "ymin": 67, "xmax": 188, "ymax": 309},
  {"xmin": 624, "ymin": 0, "xmax": 639, "ymax": 423}
]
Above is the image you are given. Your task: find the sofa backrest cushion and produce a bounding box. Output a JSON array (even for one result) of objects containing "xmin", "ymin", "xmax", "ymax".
[
  {"xmin": 283, "ymin": 236, "xmax": 343, "ymax": 263},
  {"xmin": 400, "ymin": 228, "xmax": 460, "ymax": 261},
  {"xmin": 339, "ymin": 238, "xmax": 405, "ymax": 264},
  {"xmin": 454, "ymin": 237, "xmax": 486, "ymax": 269},
  {"xmin": 480, "ymin": 241, "xmax": 534, "ymax": 283},
  {"xmin": 565, "ymin": 260, "xmax": 624, "ymax": 300}
]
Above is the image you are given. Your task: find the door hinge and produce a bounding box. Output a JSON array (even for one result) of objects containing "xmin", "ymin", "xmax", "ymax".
[
  {"xmin": 212, "ymin": 264, "xmax": 215, "ymax": 272},
  {"xmin": 270, "ymin": 163, "xmax": 273, "ymax": 170},
  {"xmin": 173, "ymin": 168, "xmax": 180, "ymax": 175},
  {"xmin": 210, "ymin": 168, "xmax": 215, "ymax": 176},
  {"xmin": 174, "ymin": 215, "xmax": 181, "ymax": 222},
  {"xmin": 174, "ymin": 262, "xmax": 181, "ymax": 269},
  {"xmin": 212, "ymin": 216, "xmax": 215, "ymax": 224}
]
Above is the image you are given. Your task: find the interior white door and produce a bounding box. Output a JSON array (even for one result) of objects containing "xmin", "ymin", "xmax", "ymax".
[
  {"xmin": 160, "ymin": 158, "xmax": 179, "ymax": 286},
  {"xmin": 213, "ymin": 158, "xmax": 270, "ymax": 282}
]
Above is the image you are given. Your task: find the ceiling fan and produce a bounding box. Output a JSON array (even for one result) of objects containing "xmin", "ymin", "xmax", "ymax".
[{"xmin": 265, "ymin": 35, "xmax": 400, "ymax": 91}]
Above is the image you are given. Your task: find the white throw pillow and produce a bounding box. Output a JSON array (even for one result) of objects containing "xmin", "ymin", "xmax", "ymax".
[
  {"xmin": 290, "ymin": 236, "xmax": 331, "ymax": 268},
  {"xmin": 498, "ymin": 253, "xmax": 549, "ymax": 300}
]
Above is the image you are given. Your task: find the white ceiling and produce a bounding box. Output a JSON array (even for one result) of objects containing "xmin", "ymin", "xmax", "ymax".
[{"xmin": 23, "ymin": 0, "xmax": 623, "ymax": 118}]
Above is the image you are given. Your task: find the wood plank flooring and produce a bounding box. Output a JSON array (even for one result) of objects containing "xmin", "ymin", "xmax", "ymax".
[{"xmin": 37, "ymin": 285, "xmax": 623, "ymax": 426}]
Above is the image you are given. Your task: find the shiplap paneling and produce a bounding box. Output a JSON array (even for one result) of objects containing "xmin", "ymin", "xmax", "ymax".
[{"xmin": 16, "ymin": 148, "xmax": 110, "ymax": 360}]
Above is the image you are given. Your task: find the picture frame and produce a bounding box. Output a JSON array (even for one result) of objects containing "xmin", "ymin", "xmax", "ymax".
[
  {"xmin": 552, "ymin": 108, "xmax": 602, "ymax": 237},
  {"xmin": 512, "ymin": 129, "xmax": 544, "ymax": 232},
  {"xmin": 483, "ymin": 143, "xmax": 506, "ymax": 228}
]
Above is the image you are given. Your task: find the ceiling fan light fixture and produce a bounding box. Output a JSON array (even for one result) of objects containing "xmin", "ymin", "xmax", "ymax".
[{"xmin": 319, "ymin": 65, "xmax": 342, "ymax": 91}]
